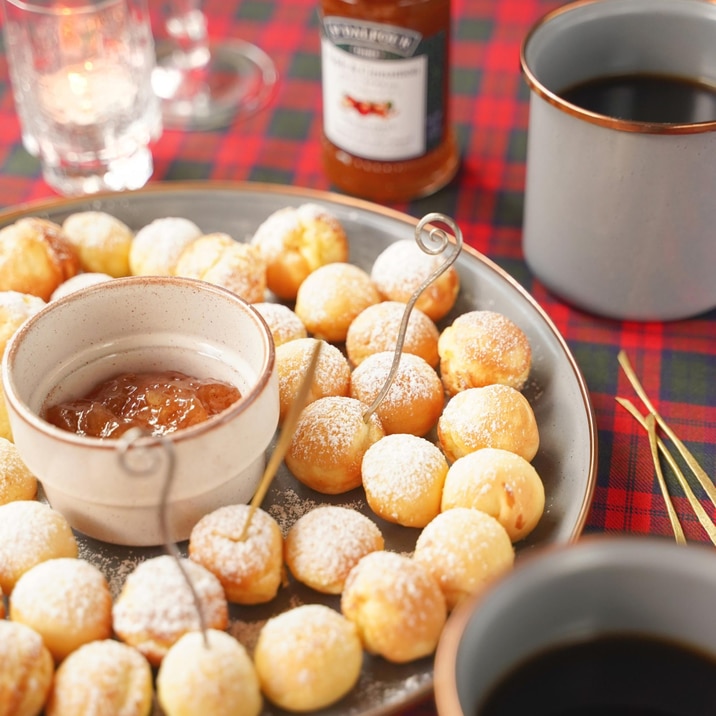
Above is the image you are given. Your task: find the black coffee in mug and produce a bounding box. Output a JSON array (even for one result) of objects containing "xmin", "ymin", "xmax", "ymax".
[
  {"xmin": 477, "ymin": 633, "xmax": 716, "ymax": 715},
  {"xmin": 560, "ymin": 73, "xmax": 716, "ymax": 124}
]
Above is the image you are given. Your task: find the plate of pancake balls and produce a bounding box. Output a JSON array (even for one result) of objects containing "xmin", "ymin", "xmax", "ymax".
[{"xmin": 0, "ymin": 182, "xmax": 597, "ymax": 716}]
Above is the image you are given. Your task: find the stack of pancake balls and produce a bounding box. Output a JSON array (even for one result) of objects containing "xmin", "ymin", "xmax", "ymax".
[{"xmin": 0, "ymin": 203, "xmax": 543, "ymax": 715}]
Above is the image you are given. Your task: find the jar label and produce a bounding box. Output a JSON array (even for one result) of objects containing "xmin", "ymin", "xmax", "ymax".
[{"xmin": 320, "ymin": 16, "xmax": 447, "ymax": 162}]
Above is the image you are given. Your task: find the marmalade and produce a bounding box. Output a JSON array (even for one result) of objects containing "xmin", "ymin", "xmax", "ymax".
[{"xmin": 45, "ymin": 371, "xmax": 242, "ymax": 439}]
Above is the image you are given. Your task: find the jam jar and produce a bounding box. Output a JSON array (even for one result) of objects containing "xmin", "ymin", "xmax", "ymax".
[{"xmin": 319, "ymin": 0, "xmax": 459, "ymax": 202}]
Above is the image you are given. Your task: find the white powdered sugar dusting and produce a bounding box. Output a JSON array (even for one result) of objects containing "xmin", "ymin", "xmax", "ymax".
[
  {"xmin": 112, "ymin": 555, "xmax": 225, "ymax": 639},
  {"xmin": 351, "ymin": 351, "xmax": 438, "ymax": 409},
  {"xmin": 190, "ymin": 505, "xmax": 278, "ymax": 582},
  {"xmin": 362, "ymin": 434, "xmax": 446, "ymax": 505},
  {"xmin": 371, "ymin": 240, "xmax": 445, "ymax": 296}
]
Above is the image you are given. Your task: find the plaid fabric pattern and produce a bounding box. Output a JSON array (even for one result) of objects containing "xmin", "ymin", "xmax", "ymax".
[{"xmin": 0, "ymin": 2, "xmax": 715, "ymax": 712}]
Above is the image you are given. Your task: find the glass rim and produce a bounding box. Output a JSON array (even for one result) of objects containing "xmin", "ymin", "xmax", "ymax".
[{"xmin": 4, "ymin": 0, "xmax": 135, "ymax": 15}]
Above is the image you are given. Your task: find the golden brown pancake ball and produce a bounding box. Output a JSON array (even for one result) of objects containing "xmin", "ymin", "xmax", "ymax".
[
  {"xmin": 0, "ymin": 218, "xmax": 80, "ymax": 302},
  {"xmin": 285, "ymin": 396, "xmax": 385, "ymax": 494},
  {"xmin": 189, "ymin": 504, "xmax": 283, "ymax": 605},
  {"xmin": 46, "ymin": 639, "xmax": 153, "ymax": 716},
  {"xmin": 346, "ymin": 300, "xmax": 440, "ymax": 368},
  {"xmin": 10, "ymin": 557, "xmax": 113, "ymax": 662},
  {"xmin": 254, "ymin": 604, "xmax": 362, "ymax": 712},
  {"xmin": 285, "ymin": 505, "xmax": 384, "ymax": 594},
  {"xmin": 157, "ymin": 630, "xmax": 262, "ymax": 716},
  {"xmin": 441, "ymin": 447, "xmax": 545, "ymax": 542},
  {"xmin": 437, "ymin": 383, "xmax": 539, "ymax": 463},
  {"xmin": 438, "ymin": 310, "xmax": 532, "ymax": 396},
  {"xmin": 0, "ymin": 437, "xmax": 38, "ymax": 504},
  {"xmin": 341, "ymin": 550, "xmax": 446, "ymax": 663},
  {"xmin": 0, "ymin": 500, "xmax": 78, "ymax": 595},
  {"xmin": 361, "ymin": 434, "xmax": 448, "ymax": 528},
  {"xmin": 350, "ymin": 351, "xmax": 444, "ymax": 437},
  {"xmin": 413, "ymin": 507, "xmax": 514, "ymax": 610},
  {"xmin": 0, "ymin": 619, "xmax": 54, "ymax": 716},
  {"xmin": 294, "ymin": 262, "xmax": 380, "ymax": 342},
  {"xmin": 250, "ymin": 203, "xmax": 349, "ymax": 300},
  {"xmin": 370, "ymin": 239, "xmax": 459, "ymax": 322},
  {"xmin": 61, "ymin": 211, "xmax": 134, "ymax": 277},
  {"xmin": 112, "ymin": 555, "xmax": 228, "ymax": 667},
  {"xmin": 276, "ymin": 337, "xmax": 351, "ymax": 424}
]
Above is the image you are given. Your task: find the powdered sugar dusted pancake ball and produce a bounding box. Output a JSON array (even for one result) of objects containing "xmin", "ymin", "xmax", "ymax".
[
  {"xmin": 294, "ymin": 262, "xmax": 381, "ymax": 343},
  {"xmin": 276, "ymin": 338, "xmax": 351, "ymax": 424},
  {"xmin": 157, "ymin": 629, "xmax": 262, "ymax": 716},
  {"xmin": 112, "ymin": 555, "xmax": 228, "ymax": 667},
  {"xmin": 346, "ymin": 300, "xmax": 440, "ymax": 368},
  {"xmin": 413, "ymin": 507, "xmax": 514, "ymax": 610},
  {"xmin": 441, "ymin": 447, "xmax": 545, "ymax": 542},
  {"xmin": 370, "ymin": 239, "xmax": 459, "ymax": 322},
  {"xmin": 253, "ymin": 302, "xmax": 307, "ymax": 346},
  {"xmin": 0, "ymin": 291, "xmax": 47, "ymax": 440},
  {"xmin": 285, "ymin": 505, "xmax": 384, "ymax": 594},
  {"xmin": 438, "ymin": 384, "xmax": 540, "ymax": 463},
  {"xmin": 0, "ymin": 290, "xmax": 46, "ymax": 351},
  {"xmin": 254, "ymin": 604, "xmax": 363, "ymax": 712},
  {"xmin": 0, "ymin": 620, "xmax": 54, "ymax": 716},
  {"xmin": 129, "ymin": 217, "xmax": 203, "ymax": 276},
  {"xmin": 0, "ymin": 218, "xmax": 80, "ymax": 302},
  {"xmin": 50, "ymin": 272, "xmax": 113, "ymax": 300},
  {"xmin": 0, "ymin": 501, "xmax": 77, "ymax": 595},
  {"xmin": 172, "ymin": 231, "xmax": 234, "ymax": 276},
  {"xmin": 189, "ymin": 504, "xmax": 283, "ymax": 605},
  {"xmin": 46, "ymin": 639, "xmax": 153, "ymax": 716},
  {"xmin": 350, "ymin": 351, "xmax": 444, "ymax": 437},
  {"xmin": 361, "ymin": 434, "xmax": 448, "ymax": 528},
  {"xmin": 438, "ymin": 310, "xmax": 532, "ymax": 396},
  {"xmin": 341, "ymin": 550, "xmax": 447, "ymax": 663},
  {"xmin": 0, "ymin": 437, "xmax": 37, "ymax": 505},
  {"xmin": 10, "ymin": 557, "xmax": 113, "ymax": 662},
  {"xmin": 250, "ymin": 203, "xmax": 349, "ymax": 300},
  {"xmin": 61, "ymin": 211, "xmax": 134, "ymax": 277},
  {"xmin": 285, "ymin": 396, "xmax": 385, "ymax": 494},
  {"xmin": 173, "ymin": 233, "xmax": 267, "ymax": 303}
]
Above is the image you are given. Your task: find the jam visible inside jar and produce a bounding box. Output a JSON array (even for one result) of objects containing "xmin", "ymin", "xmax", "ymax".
[{"xmin": 45, "ymin": 371, "xmax": 242, "ymax": 439}]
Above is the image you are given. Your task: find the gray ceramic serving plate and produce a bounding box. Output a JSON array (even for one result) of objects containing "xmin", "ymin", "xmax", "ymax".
[{"xmin": 0, "ymin": 181, "xmax": 597, "ymax": 716}]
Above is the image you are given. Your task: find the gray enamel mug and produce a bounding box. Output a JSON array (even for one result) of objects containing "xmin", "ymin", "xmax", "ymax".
[
  {"xmin": 434, "ymin": 537, "xmax": 716, "ymax": 715},
  {"xmin": 520, "ymin": 0, "xmax": 716, "ymax": 321}
]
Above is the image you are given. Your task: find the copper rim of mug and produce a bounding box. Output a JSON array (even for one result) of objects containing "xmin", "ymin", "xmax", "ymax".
[{"xmin": 519, "ymin": 0, "xmax": 716, "ymax": 135}]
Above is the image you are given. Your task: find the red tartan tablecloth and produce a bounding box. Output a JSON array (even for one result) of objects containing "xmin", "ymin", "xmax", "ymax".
[{"xmin": 1, "ymin": 1, "xmax": 715, "ymax": 714}]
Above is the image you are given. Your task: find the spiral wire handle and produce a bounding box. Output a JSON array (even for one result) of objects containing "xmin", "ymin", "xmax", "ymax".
[
  {"xmin": 117, "ymin": 428, "xmax": 210, "ymax": 647},
  {"xmin": 362, "ymin": 212, "xmax": 463, "ymax": 422}
]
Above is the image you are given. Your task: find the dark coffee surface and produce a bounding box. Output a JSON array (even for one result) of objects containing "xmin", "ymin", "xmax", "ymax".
[
  {"xmin": 478, "ymin": 633, "xmax": 716, "ymax": 715},
  {"xmin": 561, "ymin": 73, "xmax": 716, "ymax": 123}
]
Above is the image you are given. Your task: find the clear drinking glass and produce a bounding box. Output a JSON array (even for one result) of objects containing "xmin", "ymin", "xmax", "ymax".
[
  {"xmin": 1, "ymin": 0, "xmax": 162, "ymax": 196},
  {"xmin": 151, "ymin": 0, "xmax": 278, "ymax": 130}
]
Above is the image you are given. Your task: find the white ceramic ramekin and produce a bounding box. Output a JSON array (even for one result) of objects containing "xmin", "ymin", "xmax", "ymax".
[{"xmin": 2, "ymin": 276, "xmax": 278, "ymax": 546}]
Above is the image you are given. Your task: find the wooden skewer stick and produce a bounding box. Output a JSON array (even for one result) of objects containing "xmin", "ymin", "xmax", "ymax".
[
  {"xmin": 616, "ymin": 397, "xmax": 716, "ymax": 546},
  {"xmin": 645, "ymin": 412, "xmax": 687, "ymax": 544},
  {"xmin": 617, "ymin": 349, "xmax": 716, "ymax": 508},
  {"xmin": 239, "ymin": 340, "xmax": 322, "ymax": 540}
]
